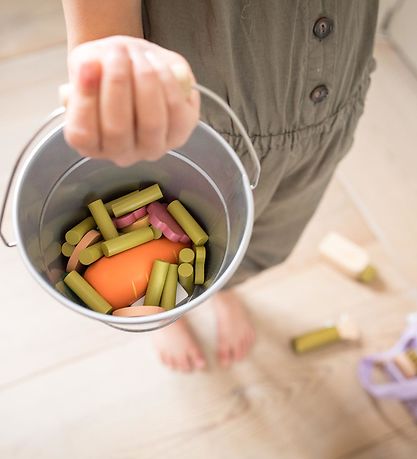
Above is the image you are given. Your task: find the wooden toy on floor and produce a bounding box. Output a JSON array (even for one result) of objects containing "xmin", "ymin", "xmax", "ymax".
[
  {"xmin": 319, "ymin": 232, "xmax": 378, "ymax": 283},
  {"xmin": 358, "ymin": 322, "xmax": 417, "ymax": 421},
  {"xmin": 291, "ymin": 315, "xmax": 361, "ymax": 353}
]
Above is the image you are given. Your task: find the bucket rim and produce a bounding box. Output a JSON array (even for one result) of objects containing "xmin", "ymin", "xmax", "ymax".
[{"xmin": 13, "ymin": 120, "xmax": 254, "ymax": 326}]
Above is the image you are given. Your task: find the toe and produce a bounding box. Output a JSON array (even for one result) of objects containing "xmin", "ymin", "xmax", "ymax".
[
  {"xmin": 177, "ymin": 355, "xmax": 192, "ymax": 373},
  {"xmin": 234, "ymin": 340, "xmax": 246, "ymax": 361},
  {"xmin": 167, "ymin": 356, "xmax": 178, "ymax": 371},
  {"xmin": 219, "ymin": 345, "xmax": 232, "ymax": 368},
  {"xmin": 190, "ymin": 349, "xmax": 206, "ymax": 370}
]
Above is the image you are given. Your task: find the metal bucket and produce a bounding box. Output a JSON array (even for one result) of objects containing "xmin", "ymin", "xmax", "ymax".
[{"xmin": 1, "ymin": 85, "xmax": 260, "ymax": 332}]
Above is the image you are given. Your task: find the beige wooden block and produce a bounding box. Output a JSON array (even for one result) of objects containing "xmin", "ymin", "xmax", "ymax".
[{"xmin": 319, "ymin": 232, "xmax": 377, "ymax": 282}]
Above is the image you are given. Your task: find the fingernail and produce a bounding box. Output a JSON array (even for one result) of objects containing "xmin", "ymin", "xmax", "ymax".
[{"xmin": 79, "ymin": 61, "xmax": 101, "ymax": 91}]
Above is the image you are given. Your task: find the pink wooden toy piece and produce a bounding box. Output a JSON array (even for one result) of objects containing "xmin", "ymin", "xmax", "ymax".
[
  {"xmin": 147, "ymin": 202, "xmax": 190, "ymax": 243},
  {"xmin": 112, "ymin": 206, "xmax": 147, "ymax": 229}
]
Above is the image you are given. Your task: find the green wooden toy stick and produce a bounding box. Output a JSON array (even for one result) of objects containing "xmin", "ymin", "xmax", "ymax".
[
  {"xmin": 88, "ymin": 199, "xmax": 118, "ymax": 241},
  {"xmin": 291, "ymin": 327, "xmax": 340, "ymax": 353},
  {"xmin": 65, "ymin": 216, "xmax": 96, "ymax": 245},
  {"xmin": 178, "ymin": 263, "xmax": 194, "ymax": 296},
  {"xmin": 179, "ymin": 247, "xmax": 195, "ymax": 265},
  {"xmin": 194, "ymin": 246, "xmax": 206, "ymax": 285},
  {"xmin": 112, "ymin": 184, "xmax": 163, "ymax": 217},
  {"xmin": 61, "ymin": 242, "xmax": 75, "ymax": 257},
  {"xmin": 101, "ymin": 227, "xmax": 154, "ymax": 257},
  {"xmin": 79, "ymin": 242, "xmax": 103, "ymax": 265},
  {"xmin": 144, "ymin": 260, "xmax": 170, "ymax": 306},
  {"xmin": 151, "ymin": 226, "xmax": 163, "ymax": 239},
  {"xmin": 64, "ymin": 271, "xmax": 113, "ymax": 314},
  {"xmin": 104, "ymin": 190, "xmax": 139, "ymax": 216},
  {"xmin": 167, "ymin": 200, "xmax": 208, "ymax": 246},
  {"xmin": 160, "ymin": 264, "xmax": 178, "ymax": 310}
]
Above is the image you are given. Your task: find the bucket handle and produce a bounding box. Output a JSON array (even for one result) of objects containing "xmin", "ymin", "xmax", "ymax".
[
  {"xmin": 0, "ymin": 107, "xmax": 66, "ymax": 248},
  {"xmin": 193, "ymin": 84, "xmax": 261, "ymax": 190}
]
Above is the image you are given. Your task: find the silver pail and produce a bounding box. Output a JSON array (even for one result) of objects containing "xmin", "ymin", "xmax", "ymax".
[{"xmin": 1, "ymin": 85, "xmax": 261, "ymax": 332}]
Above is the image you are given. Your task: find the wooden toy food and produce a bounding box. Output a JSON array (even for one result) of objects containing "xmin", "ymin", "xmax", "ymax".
[
  {"xmin": 160, "ymin": 264, "xmax": 179, "ymax": 310},
  {"xmin": 194, "ymin": 245, "xmax": 206, "ymax": 284},
  {"xmin": 178, "ymin": 248, "xmax": 195, "ymax": 265},
  {"xmin": 178, "ymin": 262, "xmax": 194, "ymax": 295},
  {"xmin": 112, "ymin": 306, "xmax": 166, "ymax": 317},
  {"xmin": 131, "ymin": 282, "xmax": 188, "ymax": 308},
  {"xmin": 88, "ymin": 199, "xmax": 118, "ymax": 240},
  {"xmin": 147, "ymin": 201, "xmax": 190, "ymax": 243},
  {"xmin": 144, "ymin": 260, "xmax": 170, "ymax": 306},
  {"xmin": 66, "ymin": 229, "xmax": 101, "ymax": 272},
  {"xmin": 120, "ymin": 215, "xmax": 150, "ymax": 233},
  {"xmin": 61, "ymin": 242, "xmax": 75, "ymax": 257},
  {"xmin": 64, "ymin": 271, "xmax": 113, "ymax": 314},
  {"xmin": 79, "ymin": 242, "xmax": 103, "ymax": 265},
  {"xmin": 112, "ymin": 184, "xmax": 163, "ymax": 217},
  {"xmin": 84, "ymin": 238, "xmax": 188, "ymax": 309},
  {"xmin": 112, "ymin": 206, "xmax": 147, "ymax": 229},
  {"xmin": 167, "ymin": 200, "xmax": 209, "ymax": 246},
  {"xmin": 65, "ymin": 216, "xmax": 96, "ymax": 245},
  {"xmin": 101, "ymin": 227, "xmax": 154, "ymax": 257},
  {"xmin": 61, "ymin": 184, "xmax": 208, "ymax": 315},
  {"xmin": 104, "ymin": 190, "xmax": 139, "ymax": 215}
]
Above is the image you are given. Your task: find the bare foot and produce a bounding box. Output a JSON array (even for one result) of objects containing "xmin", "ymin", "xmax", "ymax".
[
  {"xmin": 214, "ymin": 289, "xmax": 256, "ymax": 367},
  {"xmin": 152, "ymin": 317, "xmax": 206, "ymax": 372}
]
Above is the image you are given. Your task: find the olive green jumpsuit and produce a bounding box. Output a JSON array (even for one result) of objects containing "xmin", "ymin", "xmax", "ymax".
[{"xmin": 142, "ymin": 0, "xmax": 379, "ymax": 287}]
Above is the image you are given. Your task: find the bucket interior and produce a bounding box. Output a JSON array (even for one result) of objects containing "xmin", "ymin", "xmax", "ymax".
[{"xmin": 15, "ymin": 122, "xmax": 252, "ymax": 329}]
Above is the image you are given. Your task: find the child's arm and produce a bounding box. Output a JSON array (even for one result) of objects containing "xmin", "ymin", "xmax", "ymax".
[
  {"xmin": 62, "ymin": 0, "xmax": 143, "ymax": 50},
  {"xmin": 61, "ymin": 1, "xmax": 200, "ymax": 167}
]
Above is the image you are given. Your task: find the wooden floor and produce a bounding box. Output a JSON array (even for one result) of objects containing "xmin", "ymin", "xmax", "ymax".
[{"xmin": 1, "ymin": 12, "xmax": 417, "ymax": 459}]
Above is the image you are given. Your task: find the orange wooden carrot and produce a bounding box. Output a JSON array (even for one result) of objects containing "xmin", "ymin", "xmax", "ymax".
[{"xmin": 84, "ymin": 238, "xmax": 189, "ymax": 309}]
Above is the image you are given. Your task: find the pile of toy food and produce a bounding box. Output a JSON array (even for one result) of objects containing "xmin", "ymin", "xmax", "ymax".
[{"xmin": 60, "ymin": 184, "xmax": 208, "ymax": 317}]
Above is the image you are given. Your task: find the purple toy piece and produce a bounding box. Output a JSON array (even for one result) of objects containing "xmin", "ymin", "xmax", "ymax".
[
  {"xmin": 358, "ymin": 323, "xmax": 417, "ymax": 419},
  {"xmin": 147, "ymin": 201, "xmax": 190, "ymax": 243}
]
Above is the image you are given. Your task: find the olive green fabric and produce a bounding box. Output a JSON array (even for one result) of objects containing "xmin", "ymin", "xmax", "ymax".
[{"xmin": 142, "ymin": 0, "xmax": 379, "ymax": 288}]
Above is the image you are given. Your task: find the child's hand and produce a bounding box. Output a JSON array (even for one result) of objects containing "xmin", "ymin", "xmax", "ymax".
[{"xmin": 64, "ymin": 36, "xmax": 200, "ymax": 167}]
